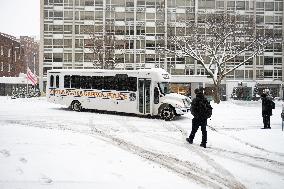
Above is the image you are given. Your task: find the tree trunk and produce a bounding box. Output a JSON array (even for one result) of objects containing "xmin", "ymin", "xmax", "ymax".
[{"xmin": 213, "ymin": 84, "xmax": 221, "ymax": 104}]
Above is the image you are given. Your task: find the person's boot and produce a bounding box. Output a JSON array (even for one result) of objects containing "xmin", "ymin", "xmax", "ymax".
[
  {"xmin": 200, "ymin": 143, "xmax": 206, "ymax": 148},
  {"xmin": 186, "ymin": 138, "xmax": 193, "ymax": 144}
]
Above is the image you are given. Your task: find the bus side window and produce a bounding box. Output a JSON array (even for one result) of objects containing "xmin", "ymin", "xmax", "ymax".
[
  {"xmin": 117, "ymin": 77, "xmax": 127, "ymax": 91},
  {"xmin": 71, "ymin": 75, "xmax": 80, "ymax": 89},
  {"xmin": 128, "ymin": 77, "xmax": 137, "ymax": 91},
  {"xmin": 92, "ymin": 76, "xmax": 103, "ymax": 90},
  {"xmin": 116, "ymin": 74, "xmax": 128, "ymax": 91},
  {"xmin": 154, "ymin": 87, "xmax": 159, "ymax": 104},
  {"xmin": 104, "ymin": 76, "xmax": 117, "ymax": 91},
  {"xmin": 81, "ymin": 76, "xmax": 87, "ymax": 89},
  {"xmin": 71, "ymin": 76, "xmax": 75, "ymax": 88},
  {"xmin": 86, "ymin": 76, "xmax": 92, "ymax": 89},
  {"xmin": 55, "ymin": 75, "xmax": 59, "ymax": 88},
  {"xmin": 50, "ymin": 75, "xmax": 54, "ymax": 88},
  {"xmin": 75, "ymin": 76, "xmax": 81, "ymax": 89},
  {"xmin": 64, "ymin": 75, "xmax": 70, "ymax": 88}
]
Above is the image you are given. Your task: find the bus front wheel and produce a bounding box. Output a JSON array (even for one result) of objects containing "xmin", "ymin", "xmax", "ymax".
[
  {"xmin": 160, "ymin": 106, "xmax": 175, "ymax": 121},
  {"xmin": 71, "ymin": 101, "xmax": 82, "ymax": 112}
]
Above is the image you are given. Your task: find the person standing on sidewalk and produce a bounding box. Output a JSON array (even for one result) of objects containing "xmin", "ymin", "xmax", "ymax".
[
  {"xmin": 186, "ymin": 88, "xmax": 212, "ymax": 148},
  {"xmin": 261, "ymin": 93, "xmax": 275, "ymax": 129}
]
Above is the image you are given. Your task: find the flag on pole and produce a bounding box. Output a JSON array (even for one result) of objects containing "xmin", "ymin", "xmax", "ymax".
[{"xmin": 27, "ymin": 67, "xmax": 37, "ymax": 86}]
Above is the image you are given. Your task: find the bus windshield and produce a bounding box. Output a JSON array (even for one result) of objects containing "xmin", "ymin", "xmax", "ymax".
[{"xmin": 159, "ymin": 82, "xmax": 171, "ymax": 95}]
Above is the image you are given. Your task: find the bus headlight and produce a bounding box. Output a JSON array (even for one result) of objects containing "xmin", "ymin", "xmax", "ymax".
[
  {"xmin": 176, "ymin": 104, "xmax": 183, "ymax": 109},
  {"xmin": 182, "ymin": 98, "xmax": 191, "ymax": 108}
]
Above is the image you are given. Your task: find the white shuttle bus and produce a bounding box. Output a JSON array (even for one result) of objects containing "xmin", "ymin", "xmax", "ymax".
[{"xmin": 47, "ymin": 68, "xmax": 191, "ymax": 120}]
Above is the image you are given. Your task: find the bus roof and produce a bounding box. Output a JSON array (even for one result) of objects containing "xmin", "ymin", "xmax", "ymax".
[
  {"xmin": 48, "ymin": 68, "xmax": 171, "ymax": 81},
  {"xmin": 47, "ymin": 68, "xmax": 169, "ymax": 75}
]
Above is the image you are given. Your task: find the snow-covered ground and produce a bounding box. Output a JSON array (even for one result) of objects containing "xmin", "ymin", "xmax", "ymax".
[{"xmin": 0, "ymin": 96, "xmax": 283, "ymax": 189}]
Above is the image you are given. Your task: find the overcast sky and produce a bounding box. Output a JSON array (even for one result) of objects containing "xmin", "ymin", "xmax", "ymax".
[{"xmin": 0, "ymin": 0, "xmax": 40, "ymax": 38}]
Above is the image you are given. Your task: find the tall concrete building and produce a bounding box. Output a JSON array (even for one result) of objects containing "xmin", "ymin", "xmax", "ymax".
[{"xmin": 40, "ymin": 0, "xmax": 284, "ymax": 98}]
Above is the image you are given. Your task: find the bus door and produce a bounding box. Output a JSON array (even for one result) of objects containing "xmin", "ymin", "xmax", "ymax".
[{"xmin": 138, "ymin": 79, "xmax": 151, "ymax": 114}]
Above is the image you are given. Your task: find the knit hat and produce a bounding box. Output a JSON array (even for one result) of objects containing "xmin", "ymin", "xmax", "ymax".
[
  {"xmin": 194, "ymin": 88, "xmax": 203, "ymax": 95},
  {"xmin": 261, "ymin": 93, "xmax": 267, "ymax": 98}
]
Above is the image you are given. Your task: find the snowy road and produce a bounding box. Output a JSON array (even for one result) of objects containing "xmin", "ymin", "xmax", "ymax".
[{"xmin": 0, "ymin": 97, "xmax": 284, "ymax": 189}]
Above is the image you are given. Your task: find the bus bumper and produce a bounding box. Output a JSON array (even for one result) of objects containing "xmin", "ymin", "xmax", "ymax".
[{"xmin": 175, "ymin": 107, "xmax": 191, "ymax": 115}]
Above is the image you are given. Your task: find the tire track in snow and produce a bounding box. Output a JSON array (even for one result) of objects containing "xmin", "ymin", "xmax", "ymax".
[
  {"xmin": 144, "ymin": 125, "xmax": 284, "ymax": 179},
  {"xmin": 3, "ymin": 119, "xmax": 246, "ymax": 189},
  {"xmin": 167, "ymin": 122, "xmax": 284, "ymax": 177},
  {"xmin": 207, "ymin": 147, "xmax": 284, "ymax": 176},
  {"xmin": 84, "ymin": 126, "xmax": 247, "ymax": 189},
  {"xmin": 142, "ymin": 131, "xmax": 284, "ymax": 178},
  {"xmin": 207, "ymin": 125, "xmax": 284, "ymax": 157}
]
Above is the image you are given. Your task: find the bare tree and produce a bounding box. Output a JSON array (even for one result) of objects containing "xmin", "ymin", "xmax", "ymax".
[
  {"xmin": 170, "ymin": 13, "xmax": 273, "ymax": 103},
  {"xmin": 84, "ymin": 30, "xmax": 115, "ymax": 69}
]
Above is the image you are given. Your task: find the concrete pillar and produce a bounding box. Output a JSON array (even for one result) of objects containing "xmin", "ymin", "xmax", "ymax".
[{"xmin": 279, "ymin": 84, "xmax": 283, "ymax": 99}]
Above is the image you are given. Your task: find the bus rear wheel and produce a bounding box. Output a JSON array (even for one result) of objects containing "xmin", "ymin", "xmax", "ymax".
[
  {"xmin": 71, "ymin": 101, "xmax": 82, "ymax": 112},
  {"xmin": 160, "ymin": 106, "xmax": 175, "ymax": 121}
]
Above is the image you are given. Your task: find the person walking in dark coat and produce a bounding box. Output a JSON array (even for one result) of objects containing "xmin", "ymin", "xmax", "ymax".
[
  {"xmin": 261, "ymin": 93, "xmax": 275, "ymax": 129},
  {"xmin": 186, "ymin": 88, "xmax": 213, "ymax": 148}
]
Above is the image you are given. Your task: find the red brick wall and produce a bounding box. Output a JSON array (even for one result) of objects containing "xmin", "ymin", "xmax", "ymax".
[
  {"xmin": 0, "ymin": 34, "xmax": 39, "ymax": 77},
  {"xmin": 20, "ymin": 36, "xmax": 39, "ymax": 76},
  {"xmin": 0, "ymin": 33, "xmax": 25, "ymax": 77}
]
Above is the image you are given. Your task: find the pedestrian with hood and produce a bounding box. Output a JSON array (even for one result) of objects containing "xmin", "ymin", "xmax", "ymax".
[
  {"xmin": 186, "ymin": 88, "xmax": 213, "ymax": 148},
  {"xmin": 261, "ymin": 92, "xmax": 275, "ymax": 129}
]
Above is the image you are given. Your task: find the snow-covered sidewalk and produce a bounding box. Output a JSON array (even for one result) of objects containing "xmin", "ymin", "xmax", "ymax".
[{"xmin": 0, "ymin": 97, "xmax": 284, "ymax": 189}]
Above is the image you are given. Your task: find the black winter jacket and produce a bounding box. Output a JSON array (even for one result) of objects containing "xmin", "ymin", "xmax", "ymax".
[
  {"xmin": 190, "ymin": 94, "xmax": 213, "ymax": 120},
  {"xmin": 262, "ymin": 97, "xmax": 274, "ymax": 116}
]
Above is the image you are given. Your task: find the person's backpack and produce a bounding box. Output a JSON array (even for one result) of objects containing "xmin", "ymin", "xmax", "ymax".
[
  {"xmin": 271, "ymin": 101, "xmax": 275, "ymax": 109},
  {"xmin": 205, "ymin": 103, "xmax": 213, "ymax": 118}
]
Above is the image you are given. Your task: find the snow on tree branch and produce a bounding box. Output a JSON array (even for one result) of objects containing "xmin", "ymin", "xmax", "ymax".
[{"xmin": 169, "ymin": 12, "xmax": 274, "ymax": 103}]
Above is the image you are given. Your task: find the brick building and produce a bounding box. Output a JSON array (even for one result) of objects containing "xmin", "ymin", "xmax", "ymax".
[
  {"xmin": 0, "ymin": 33, "xmax": 40, "ymax": 96},
  {"xmin": 20, "ymin": 36, "xmax": 40, "ymax": 76},
  {"xmin": 0, "ymin": 32, "xmax": 24, "ymax": 77}
]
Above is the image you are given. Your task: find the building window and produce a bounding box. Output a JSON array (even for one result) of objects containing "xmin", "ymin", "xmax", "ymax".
[
  {"xmin": 53, "ymin": 39, "xmax": 63, "ymax": 48},
  {"xmin": 53, "ymin": 53, "xmax": 63, "ymax": 62},
  {"xmin": 235, "ymin": 70, "xmax": 244, "ymax": 79},
  {"xmin": 274, "ymin": 70, "xmax": 282, "ymax": 78},
  {"xmin": 85, "ymin": 0, "xmax": 94, "ymax": 6},
  {"xmin": 0, "ymin": 46, "xmax": 3, "ymax": 55},
  {"xmin": 44, "ymin": 53, "xmax": 52, "ymax": 62},
  {"xmin": 236, "ymin": 1, "xmax": 245, "ymax": 10},
  {"xmin": 1, "ymin": 62, "xmax": 3, "ymax": 71},
  {"xmin": 54, "ymin": 0, "xmax": 63, "ymax": 6},
  {"xmin": 8, "ymin": 49, "xmax": 11, "ymax": 57},
  {"xmin": 274, "ymin": 57, "xmax": 282, "ymax": 65},
  {"xmin": 8, "ymin": 64, "xmax": 11, "ymax": 72},
  {"xmin": 256, "ymin": 70, "xmax": 264, "ymax": 78},
  {"xmin": 256, "ymin": 2, "xmax": 264, "ymax": 9},
  {"xmin": 264, "ymin": 57, "xmax": 273, "ymax": 65},
  {"xmin": 264, "ymin": 70, "xmax": 273, "ymax": 78},
  {"xmin": 54, "ymin": 11, "xmax": 63, "ymax": 20},
  {"xmin": 265, "ymin": 2, "xmax": 274, "ymax": 11}
]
